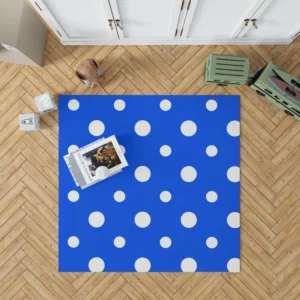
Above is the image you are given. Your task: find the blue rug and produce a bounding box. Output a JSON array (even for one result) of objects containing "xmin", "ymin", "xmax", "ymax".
[{"xmin": 59, "ymin": 95, "xmax": 240, "ymax": 272}]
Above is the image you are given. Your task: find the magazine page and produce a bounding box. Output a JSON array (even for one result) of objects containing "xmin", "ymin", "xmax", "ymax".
[
  {"xmin": 81, "ymin": 169, "xmax": 123, "ymax": 189},
  {"xmin": 73, "ymin": 135, "xmax": 128, "ymax": 184},
  {"xmin": 63, "ymin": 154, "xmax": 79, "ymax": 186}
]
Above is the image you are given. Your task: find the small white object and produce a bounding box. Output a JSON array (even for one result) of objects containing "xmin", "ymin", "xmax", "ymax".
[
  {"xmin": 227, "ymin": 166, "xmax": 240, "ymax": 183},
  {"xmin": 68, "ymin": 145, "xmax": 79, "ymax": 153},
  {"xmin": 206, "ymin": 191, "xmax": 218, "ymax": 203},
  {"xmin": 68, "ymin": 236, "xmax": 79, "ymax": 248},
  {"xmin": 227, "ymin": 120, "xmax": 240, "ymax": 137},
  {"xmin": 68, "ymin": 99, "xmax": 80, "ymax": 111},
  {"xmin": 206, "ymin": 99, "xmax": 218, "ymax": 111},
  {"xmin": 227, "ymin": 258, "xmax": 240, "ymax": 272},
  {"xmin": 206, "ymin": 237, "xmax": 218, "ymax": 249},
  {"xmin": 160, "ymin": 191, "xmax": 172, "ymax": 203},
  {"xmin": 181, "ymin": 120, "xmax": 197, "ymax": 137},
  {"xmin": 95, "ymin": 166, "xmax": 109, "ymax": 179},
  {"xmin": 181, "ymin": 212, "xmax": 197, "ymax": 228},
  {"xmin": 89, "ymin": 211, "xmax": 105, "ymax": 228},
  {"xmin": 160, "ymin": 237, "xmax": 172, "ymax": 248},
  {"xmin": 181, "ymin": 258, "xmax": 197, "ymax": 272},
  {"xmin": 68, "ymin": 190, "xmax": 79, "ymax": 202},
  {"xmin": 114, "ymin": 190, "xmax": 126, "ymax": 202},
  {"xmin": 114, "ymin": 236, "xmax": 126, "ymax": 248},
  {"xmin": 135, "ymin": 120, "xmax": 151, "ymax": 137},
  {"xmin": 89, "ymin": 257, "xmax": 105, "ymax": 272},
  {"xmin": 160, "ymin": 99, "xmax": 172, "ymax": 111},
  {"xmin": 181, "ymin": 166, "xmax": 197, "ymax": 182},
  {"xmin": 227, "ymin": 212, "xmax": 240, "ymax": 228},
  {"xmin": 19, "ymin": 114, "xmax": 40, "ymax": 131},
  {"xmin": 89, "ymin": 120, "xmax": 105, "ymax": 136},
  {"xmin": 135, "ymin": 212, "xmax": 151, "ymax": 228},
  {"xmin": 206, "ymin": 145, "xmax": 218, "ymax": 157},
  {"xmin": 135, "ymin": 257, "xmax": 151, "ymax": 272},
  {"xmin": 34, "ymin": 93, "xmax": 57, "ymax": 114},
  {"xmin": 114, "ymin": 99, "xmax": 126, "ymax": 111},
  {"xmin": 135, "ymin": 166, "xmax": 151, "ymax": 182},
  {"xmin": 160, "ymin": 145, "xmax": 172, "ymax": 157}
]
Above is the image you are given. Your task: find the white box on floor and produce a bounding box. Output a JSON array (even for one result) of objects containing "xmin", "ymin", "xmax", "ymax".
[
  {"xmin": 19, "ymin": 114, "xmax": 40, "ymax": 131},
  {"xmin": 34, "ymin": 93, "xmax": 57, "ymax": 114}
]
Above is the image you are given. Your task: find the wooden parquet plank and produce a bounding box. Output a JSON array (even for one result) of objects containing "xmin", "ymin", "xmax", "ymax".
[
  {"xmin": 121, "ymin": 52, "xmax": 167, "ymax": 94},
  {"xmin": 124, "ymin": 46, "xmax": 176, "ymax": 92},
  {"xmin": 0, "ymin": 34, "xmax": 300, "ymax": 299},
  {"xmin": 0, "ymin": 275, "xmax": 26, "ymax": 300},
  {"xmin": 21, "ymin": 242, "xmax": 76, "ymax": 296},
  {"xmin": 0, "ymin": 64, "xmax": 24, "ymax": 91},
  {"xmin": 22, "ymin": 270, "xmax": 59, "ymax": 300},
  {"xmin": 151, "ymin": 46, "xmax": 176, "ymax": 65},
  {"xmin": 46, "ymin": 33, "xmax": 76, "ymax": 66},
  {"xmin": 138, "ymin": 46, "xmax": 176, "ymax": 78}
]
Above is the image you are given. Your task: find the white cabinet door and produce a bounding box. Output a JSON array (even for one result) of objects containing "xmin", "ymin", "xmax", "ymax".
[
  {"xmin": 237, "ymin": 0, "xmax": 300, "ymax": 39},
  {"xmin": 109, "ymin": 0, "xmax": 182, "ymax": 39},
  {"xmin": 29, "ymin": 0, "xmax": 118, "ymax": 41},
  {"xmin": 181, "ymin": 0, "xmax": 265, "ymax": 39}
]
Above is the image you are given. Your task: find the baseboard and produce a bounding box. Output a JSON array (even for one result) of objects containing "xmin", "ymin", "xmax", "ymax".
[{"xmin": 61, "ymin": 38, "xmax": 293, "ymax": 46}]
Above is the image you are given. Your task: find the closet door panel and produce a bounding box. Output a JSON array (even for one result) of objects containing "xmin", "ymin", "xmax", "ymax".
[
  {"xmin": 242, "ymin": 0, "xmax": 300, "ymax": 39},
  {"xmin": 184, "ymin": 0, "xmax": 259, "ymax": 39},
  {"xmin": 110, "ymin": 0, "xmax": 182, "ymax": 39},
  {"xmin": 41, "ymin": 0, "xmax": 117, "ymax": 39}
]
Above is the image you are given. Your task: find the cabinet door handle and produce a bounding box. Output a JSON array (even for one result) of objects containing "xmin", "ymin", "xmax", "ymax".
[
  {"xmin": 108, "ymin": 19, "xmax": 113, "ymax": 30},
  {"xmin": 252, "ymin": 19, "xmax": 258, "ymax": 29},
  {"xmin": 244, "ymin": 19, "xmax": 250, "ymax": 26},
  {"xmin": 115, "ymin": 19, "xmax": 123, "ymax": 30}
]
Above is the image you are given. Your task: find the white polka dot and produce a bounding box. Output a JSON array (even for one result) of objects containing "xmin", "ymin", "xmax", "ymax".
[
  {"xmin": 89, "ymin": 257, "xmax": 105, "ymax": 272},
  {"xmin": 206, "ymin": 191, "xmax": 218, "ymax": 203},
  {"xmin": 206, "ymin": 145, "xmax": 218, "ymax": 157},
  {"xmin": 181, "ymin": 258, "xmax": 197, "ymax": 272},
  {"xmin": 68, "ymin": 145, "xmax": 78, "ymax": 154},
  {"xmin": 206, "ymin": 99, "xmax": 218, "ymax": 111},
  {"xmin": 227, "ymin": 166, "xmax": 240, "ymax": 182},
  {"xmin": 206, "ymin": 237, "xmax": 218, "ymax": 249},
  {"xmin": 68, "ymin": 236, "xmax": 79, "ymax": 248},
  {"xmin": 68, "ymin": 99, "xmax": 80, "ymax": 111},
  {"xmin": 227, "ymin": 212, "xmax": 240, "ymax": 228},
  {"xmin": 89, "ymin": 120, "xmax": 105, "ymax": 136},
  {"xmin": 95, "ymin": 166, "xmax": 109, "ymax": 179},
  {"xmin": 160, "ymin": 145, "xmax": 172, "ymax": 157},
  {"xmin": 160, "ymin": 237, "xmax": 172, "ymax": 248},
  {"xmin": 160, "ymin": 99, "xmax": 172, "ymax": 111},
  {"xmin": 135, "ymin": 212, "xmax": 151, "ymax": 228},
  {"xmin": 120, "ymin": 145, "xmax": 126, "ymax": 154},
  {"xmin": 181, "ymin": 121, "xmax": 197, "ymax": 137},
  {"xmin": 160, "ymin": 191, "xmax": 172, "ymax": 203},
  {"xmin": 135, "ymin": 257, "xmax": 151, "ymax": 272},
  {"xmin": 135, "ymin": 120, "xmax": 151, "ymax": 137},
  {"xmin": 114, "ymin": 190, "xmax": 126, "ymax": 202},
  {"xmin": 227, "ymin": 258, "xmax": 240, "ymax": 272},
  {"xmin": 114, "ymin": 236, "xmax": 125, "ymax": 248},
  {"xmin": 135, "ymin": 166, "xmax": 151, "ymax": 182},
  {"xmin": 68, "ymin": 190, "xmax": 79, "ymax": 202},
  {"xmin": 181, "ymin": 212, "xmax": 197, "ymax": 228},
  {"xmin": 89, "ymin": 212, "xmax": 105, "ymax": 228},
  {"xmin": 114, "ymin": 99, "xmax": 126, "ymax": 111},
  {"xmin": 227, "ymin": 120, "xmax": 240, "ymax": 137},
  {"xmin": 181, "ymin": 166, "xmax": 197, "ymax": 182}
]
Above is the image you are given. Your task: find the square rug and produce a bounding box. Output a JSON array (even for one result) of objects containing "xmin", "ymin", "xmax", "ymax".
[{"xmin": 59, "ymin": 95, "xmax": 240, "ymax": 272}]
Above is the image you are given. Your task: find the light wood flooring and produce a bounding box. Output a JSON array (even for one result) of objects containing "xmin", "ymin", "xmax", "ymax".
[{"xmin": 0, "ymin": 32, "xmax": 300, "ymax": 300}]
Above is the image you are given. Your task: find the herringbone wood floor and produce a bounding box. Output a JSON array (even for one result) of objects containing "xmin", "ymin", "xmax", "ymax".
[{"xmin": 0, "ymin": 32, "xmax": 300, "ymax": 300}]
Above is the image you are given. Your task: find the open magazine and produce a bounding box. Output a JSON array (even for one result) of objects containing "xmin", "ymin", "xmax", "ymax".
[{"xmin": 64, "ymin": 135, "xmax": 128, "ymax": 189}]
